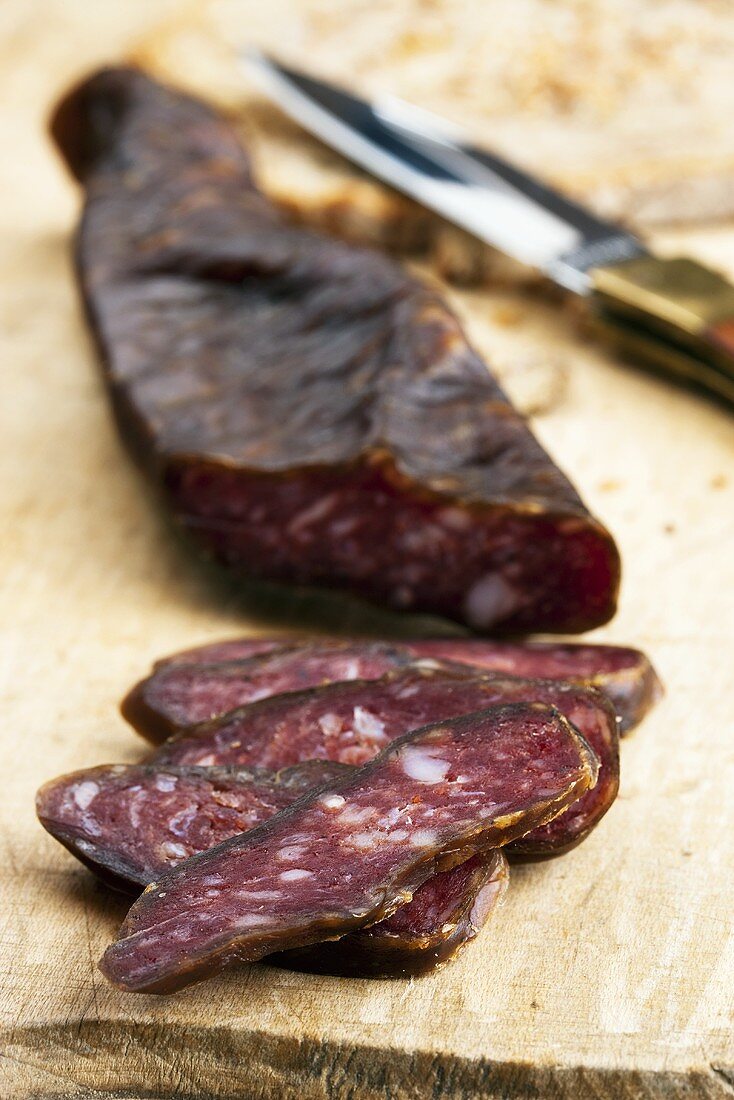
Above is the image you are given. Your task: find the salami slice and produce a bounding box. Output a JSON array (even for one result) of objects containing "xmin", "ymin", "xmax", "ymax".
[
  {"xmin": 52, "ymin": 67, "xmax": 619, "ymax": 634},
  {"xmin": 37, "ymin": 762, "xmax": 506, "ymax": 976},
  {"xmin": 276, "ymin": 851, "xmax": 509, "ymax": 978},
  {"xmin": 152, "ymin": 664, "xmax": 618, "ymax": 858},
  {"xmin": 144, "ymin": 635, "xmax": 661, "ymax": 735},
  {"xmin": 122, "ymin": 642, "xmax": 411, "ymax": 743},
  {"xmin": 405, "ymin": 638, "xmax": 662, "ymax": 734},
  {"xmin": 35, "ymin": 761, "xmax": 348, "ymax": 892},
  {"xmin": 100, "ymin": 702, "xmax": 597, "ymax": 993}
]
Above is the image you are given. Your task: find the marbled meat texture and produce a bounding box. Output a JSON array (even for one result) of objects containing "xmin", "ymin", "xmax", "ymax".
[
  {"xmin": 122, "ymin": 642, "xmax": 412, "ymax": 743},
  {"xmin": 51, "ymin": 67, "xmax": 620, "ymax": 634},
  {"xmin": 36, "ymin": 762, "xmax": 507, "ymax": 977},
  {"xmin": 277, "ymin": 850, "xmax": 509, "ymax": 978},
  {"xmin": 151, "ymin": 663, "xmax": 616, "ymax": 859},
  {"xmin": 100, "ymin": 702, "xmax": 597, "ymax": 993},
  {"xmin": 151, "ymin": 635, "xmax": 662, "ymax": 734},
  {"xmin": 35, "ymin": 761, "xmax": 349, "ymax": 891}
]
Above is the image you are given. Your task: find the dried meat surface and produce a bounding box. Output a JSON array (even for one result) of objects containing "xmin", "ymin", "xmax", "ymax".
[
  {"xmin": 52, "ymin": 67, "xmax": 619, "ymax": 634},
  {"xmin": 37, "ymin": 761, "xmax": 506, "ymax": 975},
  {"xmin": 100, "ymin": 703, "xmax": 597, "ymax": 992},
  {"xmin": 152, "ymin": 663, "xmax": 617, "ymax": 858},
  {"xmin": 150, "ymin": 635, "xmax": 662, "ymax": 733}
]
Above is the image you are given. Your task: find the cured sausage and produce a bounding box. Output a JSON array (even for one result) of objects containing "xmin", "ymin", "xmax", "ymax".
[
  {"xmin": 122, "ymin": 642, "xmax": 412, "ymax": 743},
  {"xmin": 405, "ymin": 638, "xmax": 662, "ymax": 735},
  {"xmin": 99, "ymin": 702, "xmax": 598, "ymax": 993},
  {"xmin": 36, "ymin": 761, "xmax": 506, "ymax": 976},
  {"xmin": 152, "ymin": 663, "xmax": 618, "ymax": 858},
  {"xmin": 150, "ymin": 635, "xmax": 662, "ymax": 734},
  {"xmin": 51, "ymin": 68, "xmax": 620, "ymax": 634},
  {"xmin": 277, "ymin": 851, "xmax": 509, "ymax": 978},
  {"xmin": 35, "ymin": 761, "xmax": 348, "ymax": 892}
]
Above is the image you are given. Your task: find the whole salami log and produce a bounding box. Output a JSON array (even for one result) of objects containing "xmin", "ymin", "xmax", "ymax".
[
  {"xmin": 100, "ymin": 702, "xmax": 597, "ymax": 993},
  {"xmin": 277, "ymin": 851, "xmax": 509, "ymax": 978},
  {"xmin": 152, "ymin": 663, "xmax": 618, "ymax": 858},
  {"xmin": 122, "ymin": 642, "xmax": 412, "ymax": 743},
  {"xmin": 150, "ymin": 635, "xmax": 662, "ymax": 734},
  {"xmin": 51, "ymin": 67, "xmax": 620, "ymax": 634},
  {"xmin": 36, "ymin": 762, "xmax": 507, "ymax": 976},
  {"xmin": 35, "ymin": 761, "xmax": 349, "ymax": 892}
]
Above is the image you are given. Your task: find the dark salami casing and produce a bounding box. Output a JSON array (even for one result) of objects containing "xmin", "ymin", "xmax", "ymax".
[
  {"xmin": 276, "ymin": 851, "xmax": 509, "ymax": 978},
  {"xmin": 37, "ymin": 762, "xmax": 506, "ymax": 976},
  {"xmin": 152, "ymin": 663, "xmax": 619, "ymax": 859},
  {"xmin": 51, "ymin": 67, "xmax": 620, "ymax": 634},
  {"xmin": 100, "ymin": 702, "xmax": 598, "ymax": 993},
  {"xmin": 122, "ymin": 642, "xmax": 412, "ymax": 743}
]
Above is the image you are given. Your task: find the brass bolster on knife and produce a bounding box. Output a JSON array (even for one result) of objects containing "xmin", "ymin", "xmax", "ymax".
[{"xmin": 587, "ymin": 255, "xmax": 734, "ymax": 405}]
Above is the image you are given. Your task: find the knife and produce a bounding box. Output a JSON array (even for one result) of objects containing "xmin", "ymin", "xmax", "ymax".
[{"xmin": 246, "ymin": 50, "xmax": 734, "ymax": 407}]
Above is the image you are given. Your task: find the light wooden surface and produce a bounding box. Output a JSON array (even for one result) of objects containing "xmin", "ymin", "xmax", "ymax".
[{"xmin": 2, "ymin": 4, "xmax": 734, "ymax": 1098}]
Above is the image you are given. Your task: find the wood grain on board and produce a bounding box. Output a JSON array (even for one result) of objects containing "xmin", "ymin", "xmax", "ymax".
[{"xmin": 1, "ymin": 3, "xmax": 733, "ymax": 1097}]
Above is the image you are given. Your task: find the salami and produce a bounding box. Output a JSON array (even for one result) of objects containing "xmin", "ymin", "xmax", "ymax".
[
  {"xmin": 52, "ymin": 68, "xmax": 620, "ymax": 634},
  {"xmin": 277, "ymin": 851, "xmax": 509, "ymax": 978},
  {"xmin": 152, "ymin": 663, "xmax": 618, "ymax": 858},
  {"xmin": 37, "ymin": 761, "xmax": 506, "ymax": 976},
  {"xmin": 122, "ymin": 642, "xmax": 412, "ymax": 743},
  {"xmin": 100, "ymin": 702, "xmax": 597, "ymax": 993},
  {"xmin": 151, "ymin": 635, "xmax": 662, "ymax": 734},
  {"xmin": 405, "ymin": 638, "xmax": 662, "ymax": 735},
  {"xmin": 35, "ymin": 761, "xmax": 348, "ymax": 892}
]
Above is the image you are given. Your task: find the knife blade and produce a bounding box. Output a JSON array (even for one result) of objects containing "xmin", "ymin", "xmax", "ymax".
[{"xmin": 246, "ymin": 50, "xmax": 734, "ymax": 406}]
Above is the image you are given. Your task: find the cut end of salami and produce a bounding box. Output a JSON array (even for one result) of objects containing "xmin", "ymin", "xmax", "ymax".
[
  {"xmin": 100, "ymin": 702, "xmax": 597, "ymax": 994},
  {"xmin": 52, "ymin": 67, "xmax": 620, "ymax": 634},
  {"xmin": 276, "ymin": 850, "xmax": 509, "ymax": 978}
]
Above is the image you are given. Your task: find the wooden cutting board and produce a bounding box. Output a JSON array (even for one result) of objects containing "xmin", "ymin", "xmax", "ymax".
[{"xmin": 2, "ymin": 4, "xmax": 733, "ymax": 1097}]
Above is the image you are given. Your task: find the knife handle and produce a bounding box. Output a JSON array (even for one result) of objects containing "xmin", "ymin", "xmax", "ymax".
[{"xmin": 587, "ymin": 255, "xmax": 734, "ymax": 406}]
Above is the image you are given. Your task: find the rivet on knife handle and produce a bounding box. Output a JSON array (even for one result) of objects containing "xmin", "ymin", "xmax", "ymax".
[{"xmin": 588, "ymin": 256, "xmax": 734, "ymax": 406}]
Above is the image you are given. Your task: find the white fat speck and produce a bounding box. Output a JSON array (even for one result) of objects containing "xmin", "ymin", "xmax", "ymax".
[
  {"xmin": 194, "ymin": 754, "xmax": 217, "ymax": 766},
  {"xmin": 339, "ymin": 806, "xmax": 375, "ymax": 826},
  {"xmin": 109, "ymin": 765, "xmax": 126, "ymax": 775},
  {"xmin": 387, "ymin": 829, "xmax": 409, "ymax": 842},
  {"xmin": 75, "ymin": 838, "xmax": 95, "ymax": 853},
  {"xmin": 464, "ymin": 573, "xmax": 520, "ymax": 629},
  {"xmin": 160, "ymin": 841, "xmax": 188, "ymax": 860},
  {"xmin": 341, "ymin": 661, "xmax": 361, "ymax": 680},
  {"xmin": 287, "ymin": 493, "xmax": 339, "ymax": 535},
  {"xmin": 320, "ymin": 793, "xmax": 346, "ymax": 811},
  {"xmin": 169, "ymin": 806, "xmax": 197, "ymax": 837},
  {"xmin": 401, "ymin": 747, "xmax": 451, "ymax": 784},
  {"xmin": 279, "ymin": 869, "xmax": 313, "ymax": 882},
  {"xmin": 277, "ymin": 844, "xmax": 307, "ymax": 862},
  {"xmin": 235, "ymin": 914, "xmax": 271, "ymax": 929},
  {"xmin": 205, "ymin": 889, "xmax": 220, "ymax": 898},
  {"xmin": 318, "ymin": 713, "xmax": 342, "ymax": 737},
  {"xmin": 346, "ymin": 832, "xmax": 378, "ymax": 850},
  {"xmin": 396, "ymin": 684, "xmax": 421, "ymax": 698},
  {"xmin": 81, "ymin": 816, "xmax": 102, "ymax": 837},
  {"xmin": 412, "ymin": 658, "xmax": 443, "ymax": 672},
  {"xmin": 202, "ymin": 874, "xmax": 222, "ymax": 886},
  {"xmin": 235, "ymin": 889, "xmax": 282, "ymax": 900},
  {"xmin": 128, "ymin": 792, "xmax": 146, "ymax": 829},
  {"xmin": 410, "ymin": 829, "xmax": 438, "ymax": 848},
  {"xmin": 440, "ymin": 506, "xmax": 472, "ymax": 531},
  {"xmin": 352, "ymin": 706, "xmax": 387, "ymax": 743},
  {"xmin": 72, "ymin": 781, "xmax": 99, "ymax": 811},
  {"xmin": 155, "ymin": 774, "xmax": 178, "ymax": 793}
]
